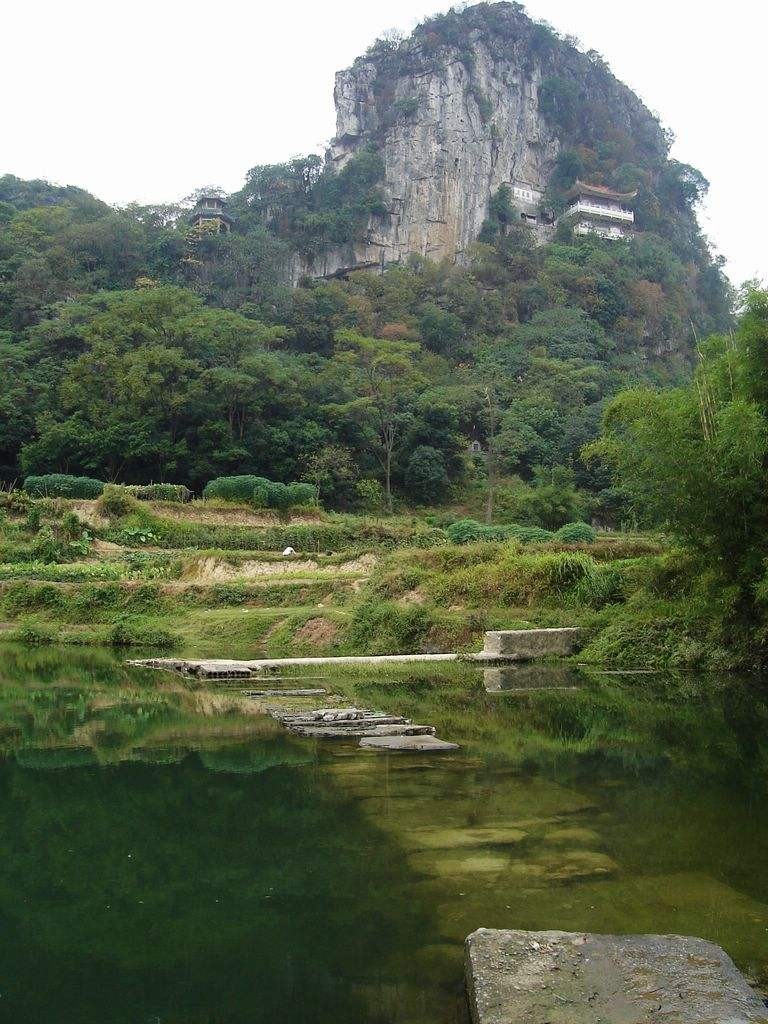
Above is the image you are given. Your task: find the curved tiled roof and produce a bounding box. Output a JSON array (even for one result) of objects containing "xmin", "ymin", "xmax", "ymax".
[{"xmin": 566, "ymin": 180, "xmax": 638, "ymax": 202}]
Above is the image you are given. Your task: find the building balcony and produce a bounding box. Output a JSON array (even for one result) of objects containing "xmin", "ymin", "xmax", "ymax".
[
  {"xmin": 573, "ymin": 220, "xmax": 630, "ymax": 239},
  {"xmin": 566, "ymin": 201, "xmax": 634, "ymax": 223}
]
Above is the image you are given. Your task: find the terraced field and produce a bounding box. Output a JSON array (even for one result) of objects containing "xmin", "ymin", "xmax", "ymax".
[{"xmin": 0, "ymin": 491, "xmax": 666, "ymax": 663}]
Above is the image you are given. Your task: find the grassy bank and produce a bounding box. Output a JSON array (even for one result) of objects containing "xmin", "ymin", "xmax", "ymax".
[{"xmin": 0, "ymin": 489, "xmax": 733, "ymax": 667}]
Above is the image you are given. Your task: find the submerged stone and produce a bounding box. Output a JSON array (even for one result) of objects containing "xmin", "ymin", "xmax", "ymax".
[
  {"xmin": 465, "ymin": 928, "xmax": 768, "ymax": 1023},
  {"xmin": 404, "ymin": 827, "xmax": 527, "ymax": 850},
  {"xmin": 537, "ymin": 849, "xmax": 618, "ymax": 880},
  {"xmin": 409, "ymin": 850, "xmax": 511, "ymax": 877},
  {"xmin": 543, "ymin": 826, "xmax": 601, "ymax": 845}
]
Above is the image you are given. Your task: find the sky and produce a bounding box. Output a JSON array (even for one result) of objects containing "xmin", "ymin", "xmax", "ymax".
[{"xmin": 2, "ymin": 0, "xmax": 764, "ymax": 285}]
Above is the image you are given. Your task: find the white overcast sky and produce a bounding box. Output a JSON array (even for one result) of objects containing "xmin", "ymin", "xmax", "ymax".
[{"xmin": 2, "ymin": 0, "xmax": 764, "ymax": 285}]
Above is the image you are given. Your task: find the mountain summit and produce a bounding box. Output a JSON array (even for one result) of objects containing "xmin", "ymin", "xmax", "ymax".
[{"xmin": 293, "ymin": 2, "xmax": 701, "ymax": 279}]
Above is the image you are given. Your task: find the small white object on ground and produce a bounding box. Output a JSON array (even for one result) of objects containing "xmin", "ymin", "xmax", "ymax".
[{"xmin": 282, "ymin": 547, "xmax": 296, "ymax": 556}]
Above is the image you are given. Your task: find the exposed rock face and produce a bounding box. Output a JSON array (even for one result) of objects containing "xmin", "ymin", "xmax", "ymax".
[
  {"xmin": 330, "ymin": 43, "xmax": 558, "ymax": 265},
  {"xmin": 295, "ymin": 3, "xmax": 666, "ymax": 280}
]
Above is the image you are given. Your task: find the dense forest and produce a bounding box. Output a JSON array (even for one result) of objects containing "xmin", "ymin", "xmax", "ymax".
[{"xmin": 0, "ymin": 4, "xmax": 733, "ymax": 525}]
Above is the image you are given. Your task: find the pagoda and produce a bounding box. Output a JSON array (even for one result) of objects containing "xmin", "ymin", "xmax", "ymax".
[
  {"xmin": 188, "ymin": 193, "xmax": 233, "ymax": 234},
  {"xmin": 561, "ymin": 181, "xmax": 637, "ymax": 240}
]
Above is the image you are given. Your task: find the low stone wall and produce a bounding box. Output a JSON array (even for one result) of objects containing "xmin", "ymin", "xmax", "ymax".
[{"xmin": 465, "ymin": 928, "xmax": 767, "ymax": 1023}]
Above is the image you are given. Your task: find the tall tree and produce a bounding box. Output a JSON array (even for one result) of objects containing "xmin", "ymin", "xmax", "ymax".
[
  {"xmin": 328, "ymin": 330, "xmax": 424, "ymax": 512},
  {"xmin": 585, "ymin": 290, "xmax": 768, "ymax": 625}
]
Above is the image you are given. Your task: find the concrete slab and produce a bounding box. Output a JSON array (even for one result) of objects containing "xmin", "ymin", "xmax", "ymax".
[
  {"xmin": 359, "ymin": 735, "xmax": 460, "ymax": 752},
  {"xmin": 483, "ymin": 628, "xmax": 582, "ymax": 661},
  {"xmin": 291, "ymin": 723, "xmax": 436, "ymax": 739},
  {"xmin": 465, "ymin": 928, "xmax": 767, "ymax": 1024}
]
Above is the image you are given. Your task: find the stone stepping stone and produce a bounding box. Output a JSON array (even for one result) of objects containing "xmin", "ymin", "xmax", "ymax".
[
  {"xmin": 359, "ymin": 735, "xmax": 459, "ymax": 752},
  {"xmin": 290, "ymin": 723, "xmax": 435, "ymax": 739},
  {"xmin": 271, "ymin": 707, "xmax": 375, "ymax": 722},
  {"xmin": 243, "ymin": 688, "xmax": 327, "ymax": 697},
  {"xmin": 285, "ymin": 716, "xmax": 408, "ymax": 731}
]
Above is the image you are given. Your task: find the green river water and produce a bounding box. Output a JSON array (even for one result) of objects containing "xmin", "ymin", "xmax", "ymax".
[{"xmin": 0, "ymin": 645, "xmax": 766, "ymax": 1023}]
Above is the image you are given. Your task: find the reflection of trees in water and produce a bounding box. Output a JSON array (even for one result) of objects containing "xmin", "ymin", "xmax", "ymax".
[
  {"xmin": 0, "ymin": 647, "xmax": 282, "ymax": 763},
  {"xmin": 0, "ymin": 684, "xmax": 188, "ymax": 758},
  {"xmin": 0, "ymin": 754, "xmax": 432, "ymax": 1023},
  {"xmin": 199, "ymin": 739, "xmax": 312, "ymax": 774}
]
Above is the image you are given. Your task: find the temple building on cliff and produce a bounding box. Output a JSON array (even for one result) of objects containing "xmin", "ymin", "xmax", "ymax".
[
  {"xmin": 188, "ymin": 194, "xmax": 233, "ymax": 234},
  {"xmin": 510, "ymin": 179, "xmax": 545, "ymax": 224},
  {"xmin": 561, "ymin": 181, "xmax": 637, "ymax": 240}
]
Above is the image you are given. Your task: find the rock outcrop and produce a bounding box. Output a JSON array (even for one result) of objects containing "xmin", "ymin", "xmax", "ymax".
[
  {"xmin": 296, "ymin": 2, "xmax": 667, "ymax": 280},
  {"xmin": 330, "ymin": 43, "xmax": 558, "ymax": 264},
  {"xmin": 465, "ymin": 928, "xmax": 768, "ymax": 1023}
]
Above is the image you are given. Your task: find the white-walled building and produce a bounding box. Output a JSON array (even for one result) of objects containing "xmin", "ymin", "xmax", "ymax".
[
  {"xmin": 510, "ymin": 179, "xmax": 544, "ymax": 224},
  {"xmin": 561, "ymin": 181, "xmax": 637, "ymax": 240}
]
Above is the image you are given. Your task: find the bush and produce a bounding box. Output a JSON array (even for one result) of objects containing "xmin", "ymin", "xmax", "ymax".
[
  {"xmin": 124, "ymin": 484, "xmax": 193, "ymax": 502},
  {"xmin": 203, "ymin": 475, "xmax": 268, "ymax": 504},
  {"xmin": 446, "ymin": 519, "xmax": 505, "ymax": 544},
  {"xmin": 506, "ymin": 524, "xmax": 555, "ymax": 543},
  {"xmin": 23, "ymin": 474, "xmax": 104, "ymax": 499},
  {"xmin": 573, "ymin": 564, "xmax": 626, "ymax": 608},
  {"xmin": 446, "ymin": 519, "xmax": 550, "ymax": 545},
  {"xmin": 355, "ymin": 479, "xmax": 385, "ymax": 513},
  {"xmin": 0, "ymin": 582, "xmax": 66, "ymax": 617},
  {"xmin": 14, "ymin": 618, "xmax": 59, "ymax": 645},
  {"xmin": 346, "ymin": 600, "xmax": 432, "ymax": 654},
  {"xmin": 251, "ymin": 484, "xmax": 269, "ymax": 508},
  {"xmin": 60, "ymin": 511, "xmax": 87, "ymax": 541},
  {"xmin": 579, "ymin": 609, "xmax": 707, "ymax": 668},
  {"xmin": 264, "ymin": 481, "xmax": 291, "ymax": 509},
  {"xmin": 204, "ymin": 475, "xmax": 318, "ymax": 509},
  {"xmin": 0, "ymin": 489, "xmax": 34, "ymax": 515},
  {"xmin": 116, "ymin": 525, "xmax": 158, "ymax": 546},
  {"xmin": 109, "ymin": 616, "xmax": 180, "ymax": 649},
  {"xmin": 30, "ymin": 526, "xmax": 63, "ymax": 564},
  {"xmin": 534, "ymin": 551, "xmax": 596, "ymax": 594},
  {"xmin": 25, "ymin": 504, "xmax": 42, "ymax": 531},
  {"xmin": 97, "ymin": 485, "xmax": 140, "ymax": 518},
  {"xmin": 555, "ymin": 521, "xmax": 597, "ymax": 544},
  {"xmin": 285, "ymin": 482, "xmax": 316, "ymax": 507}
]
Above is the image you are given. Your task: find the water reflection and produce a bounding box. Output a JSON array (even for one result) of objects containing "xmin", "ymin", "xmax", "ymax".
[
  {"xmin": 0, "ymin": 646, "xmax": 766, "ymax": 1022},
  {"xmin": 483, "ymin": 664, "xmax": 582, "ymax": 692}
]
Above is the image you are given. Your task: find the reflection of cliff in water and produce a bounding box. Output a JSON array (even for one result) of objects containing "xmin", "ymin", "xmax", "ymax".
[{"xmin": 0, "ymin": 746, "xmax": 434, "ymax": 1023}]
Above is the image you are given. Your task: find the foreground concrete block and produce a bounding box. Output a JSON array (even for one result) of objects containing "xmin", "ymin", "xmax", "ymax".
[
  {"xmin": 465, "ymin": 928, "xmax": 767, "ymax": 1023},
  {"xmin": 483, "ymin": 628, "xmax": 582, "ymax": 661}
]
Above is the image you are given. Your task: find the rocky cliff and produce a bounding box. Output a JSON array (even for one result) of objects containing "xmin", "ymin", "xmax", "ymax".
[{"xmin": 297, "ymin": 2, "xmax": 669, "ymax": 279}]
